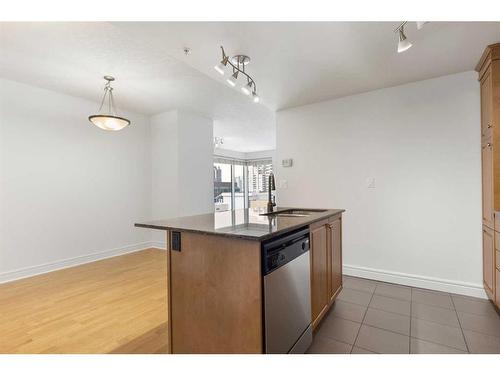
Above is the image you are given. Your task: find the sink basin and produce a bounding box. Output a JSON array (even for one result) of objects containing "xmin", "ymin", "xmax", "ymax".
[{"xmin": 261, "ymin": 209, "xmax": 327, "ymax": 217}]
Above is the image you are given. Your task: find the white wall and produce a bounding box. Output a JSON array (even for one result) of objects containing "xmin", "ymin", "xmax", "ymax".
[
  {"xmin": 0, "ymin": 80, "xmax": 216, "ymax": 279},
  {"xmin": 276, "ymin": 71, "xmax": 483, "ymax": 297},
  {"xmin": 0, "ymin": 79, "xmax": 152, "ymax": 281},
  {"xmin": 151, "ymin": 110, "xmax": 178, "ymax": 221},
  {"xmin": 177, "ymin": 111, "xmax": 214, "ymax": 216},
  {"xmin": 150, "ymin": 110, "xmax": 213, "ymax": 246}
]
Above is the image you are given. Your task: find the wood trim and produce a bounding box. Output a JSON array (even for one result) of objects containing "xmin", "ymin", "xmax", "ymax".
[
  {"xmin": 496, "ymin": 269, "xmax": 500, "ymax": 308},
  {"xmin": 309, "ymin": 218, "xmax": 329, "ymax": 231},
  {"xmin": 312, "ymin": 303, "xmax": 330, "ymax": 331},
  {"xmin": 483, "ymin": 226, "xmax": 495, "ymax": 300},
  {"xmin": 476, "ymin": 43, "xmax": 500, "ymax": 80}
]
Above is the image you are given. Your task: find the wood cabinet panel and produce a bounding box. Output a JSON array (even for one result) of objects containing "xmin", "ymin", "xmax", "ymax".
[
  {"xmin": 483, "ymin": 225, "xmax": 495, "ymax": 299},
  {"xmin": 169, "ymin": 232, "xmax": 262, "ymax": 353},
  {"xmin": 497, "ymin": 250, "xmax": 500, "ymax": 271},
  {"xmin": 478, "ymin": 44, "xmax": 500, "ymax": 304},
  {"xmin": 328, "ymin": 218, "xmax": 342, "ymax": 303},
  {"xmin": 482, "ymin": 138, "xmax": 494, "ymax": 228},
  {"xmin": 310, "ymin": 224, "xmax": 328, "ymax": 329},
  {"xmin": 481, "ymin": 69, "xmax": 493, "ymax": 139},
  {"xmin": 496, "ymin": 269, "xmax": 500, "ymax": 307}
]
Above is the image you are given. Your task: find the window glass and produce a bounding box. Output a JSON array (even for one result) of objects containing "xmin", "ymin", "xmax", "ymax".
[
  {"xmin": 233, "ymin": 164, "xmax": 245, "ymax": 210},
  {"xmin": 247, "ymin": 161, "xmax": 273, "ymax": 209},
  {"xmin": 214, "ymin": 162, "xmax": 232, "ymax": 211},
  {"xmin": 213, "ymin": 158, "xmax": 273, "ymax": 212}
]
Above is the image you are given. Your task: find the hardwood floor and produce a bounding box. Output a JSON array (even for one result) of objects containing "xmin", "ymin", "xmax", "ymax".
[{"xmin": 0, "ymin": 249, "xmax": 168, "ymax": 354}]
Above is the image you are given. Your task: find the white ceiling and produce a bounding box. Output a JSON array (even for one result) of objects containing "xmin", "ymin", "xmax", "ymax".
[
  {"xmin": 2, "ymin": 22, "xmax": 500, "ymax": 151},
  {"xmin": 0, "ymin": 22, "xmax": 275, "ymax": 152}
]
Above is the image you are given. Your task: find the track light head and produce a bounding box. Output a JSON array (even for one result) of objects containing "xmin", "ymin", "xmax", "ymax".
[
  {"xmin": 214, "ymin": 56, "xmax": 229, "ymax": 75},
  {"xmin": 241, "ymin": 81, "xmax": 253, "ymax": 95},
  {"xmin": 252, "ymin": 91, "xmax": 260, "ymax": 103},
  {"xmin": 397, "ymin": 26, "xmax": 412, "ymax": 53},
  {"xmin": 226, "ymin": 70, "xmax": 239, "ymax": 87}
]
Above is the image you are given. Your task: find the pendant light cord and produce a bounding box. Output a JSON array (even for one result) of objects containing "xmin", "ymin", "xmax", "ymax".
[{"xmin": 97, "ymin": 80, "xmax": 117, "ymax": 116}]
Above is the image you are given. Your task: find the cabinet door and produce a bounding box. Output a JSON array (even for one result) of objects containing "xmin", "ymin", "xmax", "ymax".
[
  {"xmin": 483, "ymin": 225, "xmax": 495, "ymax": 299},
  {"xmin": 310, "ymin": 224, "xmax": 328, "ymax": 328},
  {"xmin": 481, "ymin": 70, "xmax": 493, "ymax": 139},
  {"xmin": 482, "ymin": 139, "xmax": 494, "ymax": 228},
  {"xmin": 328, "ymin": 218, "xmax": 342, "ymax": 303}
]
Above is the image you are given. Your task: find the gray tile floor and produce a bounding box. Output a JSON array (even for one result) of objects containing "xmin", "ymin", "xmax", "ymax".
[{"xmin": 307, "ymin": 276, "xmax": 500, "ymax": 354}]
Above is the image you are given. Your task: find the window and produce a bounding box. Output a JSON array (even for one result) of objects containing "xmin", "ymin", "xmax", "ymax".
[
  {"xmin": 247, "ymin": 160, "xmax": 273, "ymax": 209},
  {"xmin": 213, "ymin": 162, "xmax": 233, "ymax": 211},
  {"xmin": 213, "ymin": 157, "xmax": 273, "ymax": 212}
]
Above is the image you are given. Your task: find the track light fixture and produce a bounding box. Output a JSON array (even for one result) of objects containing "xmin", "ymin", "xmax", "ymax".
[
  {"xmin": 395, "ymin": 22, "xmax": 412, "ymax": 53},
  {"xmin": 214, "ymin": 46, "xmax": 260, "ymax": 104},
  {"xmin": 394, "ymin": 22, "xmax": 430, "ymax": 53},
  {"xmin": 88, "ymin": 76, "xmax": 131, "ymax": 131},
  {"xmin": 213, "ymin": 137, "xmax": 224, "ymax": 148}
]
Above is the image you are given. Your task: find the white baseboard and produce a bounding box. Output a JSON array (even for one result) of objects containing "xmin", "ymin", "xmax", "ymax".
[
  {"xmin": 150, "ymin": 241, "xmax": 166, "ymax": 250},
  {"xmin": 0, "ymin": 241, "xmax": 161, "ymax": 284},
  {"xmin": 344, "ymin": 264, "xmax": 488, "ymax": 299}
]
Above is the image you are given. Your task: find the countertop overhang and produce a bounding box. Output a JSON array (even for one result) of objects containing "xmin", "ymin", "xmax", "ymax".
[{"xmin": 135, "ymin": 207, "xmax": 345, "ymax": 241}]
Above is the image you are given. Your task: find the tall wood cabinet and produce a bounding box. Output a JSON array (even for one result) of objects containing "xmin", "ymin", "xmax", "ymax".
[
  {"xmin": 310, "ymin": 214, "xmax": 343, "ymax": 329},
  {"xmin": 476, "ymin": 43, "xmax": 500, "ymax": 307}
]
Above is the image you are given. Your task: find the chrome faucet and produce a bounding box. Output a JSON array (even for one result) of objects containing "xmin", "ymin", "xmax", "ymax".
[{"xmin": 267, "ymin": 172, "xmax": 276, "ymax": 213}]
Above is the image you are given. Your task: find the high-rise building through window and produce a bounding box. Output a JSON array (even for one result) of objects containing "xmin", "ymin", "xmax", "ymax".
[{"xmin": 213, "ymin": 158, "xmax": 273, "ymax": 212}]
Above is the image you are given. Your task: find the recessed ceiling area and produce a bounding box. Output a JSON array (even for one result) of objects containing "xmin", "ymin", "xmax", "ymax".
[{"xmin": 2, "ymin": 22, "xmax": 500, "ymax": 152}]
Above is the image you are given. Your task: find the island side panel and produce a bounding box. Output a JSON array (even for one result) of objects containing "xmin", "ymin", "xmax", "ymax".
[{"xmin": 169, "ymin": 231, "xmax": 263, "ymax": 353}]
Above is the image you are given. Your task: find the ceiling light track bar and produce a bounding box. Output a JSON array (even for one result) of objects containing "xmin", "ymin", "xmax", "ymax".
[{"xmin": 394, "ymin": 21, "xmax": 407, "ymax": 33}]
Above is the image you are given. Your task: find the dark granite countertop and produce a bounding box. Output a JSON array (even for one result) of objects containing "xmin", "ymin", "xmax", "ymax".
[{"xmin": 135, "ymin": 207, "xmax": 345, "ymax": 241}]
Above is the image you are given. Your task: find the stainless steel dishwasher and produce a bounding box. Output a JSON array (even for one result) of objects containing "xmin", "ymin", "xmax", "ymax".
[{"xmin": 263, "ymin": 226, "xmax": 312, "ymax": 354}]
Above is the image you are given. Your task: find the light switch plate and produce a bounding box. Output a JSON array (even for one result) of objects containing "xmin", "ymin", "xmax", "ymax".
[{"xmin": 282, "ymin": 158, "xmax": 293, "ymax": 168}]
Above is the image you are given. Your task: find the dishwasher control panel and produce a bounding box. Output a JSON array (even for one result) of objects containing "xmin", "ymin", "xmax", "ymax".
[{"xmin": 262, "ymin": 227, "xmax": 310, "ymax": 275}]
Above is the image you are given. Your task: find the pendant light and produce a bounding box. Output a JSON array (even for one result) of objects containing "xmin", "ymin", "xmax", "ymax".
[{"xmin": 88, "ymin": 76, "xmax": 131, "ymax": 131}]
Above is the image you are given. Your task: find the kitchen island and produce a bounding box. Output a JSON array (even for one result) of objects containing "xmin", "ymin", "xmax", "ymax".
[{"xmin": 135, "ymin": 207, "xmax": 344, "ymax": 354}]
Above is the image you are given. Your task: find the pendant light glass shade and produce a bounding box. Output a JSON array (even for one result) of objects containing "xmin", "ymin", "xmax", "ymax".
[
  {"xmin": 88, "ymin": 115, "xmax": 130, "ymax": 131},
  {"xmin": 89, "ymin": 76, "xmax": 131, "ymax": 131}
]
